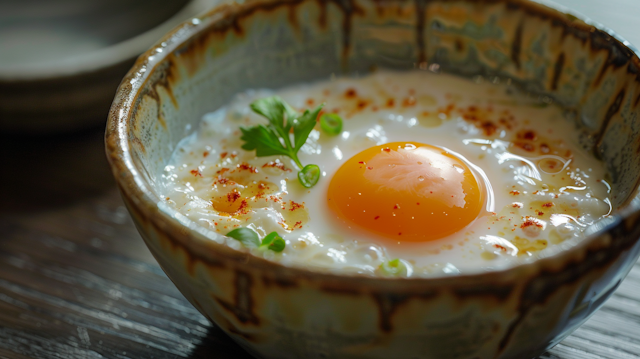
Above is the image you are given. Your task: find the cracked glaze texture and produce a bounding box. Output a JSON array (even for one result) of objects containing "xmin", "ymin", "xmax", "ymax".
[{"xmin": 105, "ymin": 0, "xmax": 640, "ymax": 358}]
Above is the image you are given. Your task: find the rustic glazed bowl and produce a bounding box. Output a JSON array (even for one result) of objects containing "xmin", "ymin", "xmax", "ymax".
[
  {"xmin": 0, "ymin": 0, "xmax": 215, "ymax": 133},
  {"xmin": 105, "ymin": 0, "xmax": 640, "ymax": 358}
]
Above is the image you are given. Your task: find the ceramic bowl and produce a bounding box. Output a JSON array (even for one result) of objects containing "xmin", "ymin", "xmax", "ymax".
[
  {"xmin": 105, "ymin": 0, "xmax": 640, "ymax": 358},
  {"xmin": 0, "ymin": 0, "xmax": 216, "ymax": 134}
]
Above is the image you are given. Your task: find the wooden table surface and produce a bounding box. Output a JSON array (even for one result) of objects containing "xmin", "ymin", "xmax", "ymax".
[{"xmin": 1, "ymin": 1, "xmax": 639, "ymax": 358}]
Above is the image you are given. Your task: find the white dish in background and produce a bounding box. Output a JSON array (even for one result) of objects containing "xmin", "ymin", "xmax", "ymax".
[{"xmin": 0, "ymin": 0, "xmax": 217, "ymax": 133}]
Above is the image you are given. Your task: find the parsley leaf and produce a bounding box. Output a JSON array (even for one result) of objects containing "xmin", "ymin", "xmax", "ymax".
[
  {"xmin": 241, "ymin": 96, "xmax": 323, "ymax": 187},
  {"xmin": 293, "ymin": 107, "xmax": 323, "ymax": 152},
  {"xmin": 240, "ymin": 125, "xmax": 290, "ymax": 157}
]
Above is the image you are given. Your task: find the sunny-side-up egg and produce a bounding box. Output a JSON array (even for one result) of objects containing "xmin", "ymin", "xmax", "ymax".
[{"xmin": 159, "ymin": 70, "xmax": 612, "ymax": 277}]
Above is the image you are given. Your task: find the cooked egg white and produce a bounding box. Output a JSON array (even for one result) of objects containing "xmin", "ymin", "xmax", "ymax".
[{"xmin": 159, "ymin": 70, "xmax": 612, "ymax": 277}]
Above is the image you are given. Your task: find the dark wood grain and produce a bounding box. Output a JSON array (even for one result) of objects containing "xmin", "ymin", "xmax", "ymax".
[{"xmin": 0, "ymin": 130, "xmax": 252, "ymax": 359}]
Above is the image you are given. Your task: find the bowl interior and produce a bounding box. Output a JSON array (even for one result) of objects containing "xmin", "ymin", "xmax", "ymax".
[
  {"xmin": 115, "ymin": 0, "xmax": 640, "ymax": 260},
  {"xmin": 129, "ymin": 0, "xmax": 640, "ymax": 202}
]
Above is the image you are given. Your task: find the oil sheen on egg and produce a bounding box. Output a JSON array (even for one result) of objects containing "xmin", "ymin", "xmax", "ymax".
[{"xmin": 159, "ymin": 70, "xmax": 612, "ymax": 277}]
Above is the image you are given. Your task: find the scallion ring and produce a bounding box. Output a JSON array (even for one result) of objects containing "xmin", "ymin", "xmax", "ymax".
[
  {"xmin": 298, "ymin": 164, "xmax": 321, "ymax": 188},
  {"xmin": 320, "ymin": 113, "xmax": 343, "ymax": 135}
]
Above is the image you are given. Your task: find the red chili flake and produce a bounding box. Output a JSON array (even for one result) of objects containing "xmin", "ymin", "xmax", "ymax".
[
  {"xmin": 203, "ymin": 151, "xmax": 209, "ymax": 157},
  {"xmin": 345, "ymin": 88, "xmax": 357, "ymax": 98},
  {"xmin": 294, "ymin": 221, "xmax": 303, "ymax": 229},
  {"xmin": 374, "ymin": 216, "xmax": 380, "ymax": 220},
  {"xmin": 216, "ymin": 177, "xmax": 232, "ymax": 185},
  {"xmin": 220, "ymin": 152, "xmax": 228, "ymax": 159},
  {"xmin": 367, "ymin": 166, "xmax": 373, "ymax": 170},
  {"xmin": 237, "ymin": 200, "xmax": 249, "ymax": 214},
  {"xmin": 289, "ymin": 200, "xmax": 304, "ymax": 211},
  {"xmin": 398, "ymin": 232, "xmax": 402, "ymax": 235},
  {"xmin": 480, "ymin": 121, "xmax": 497, "ymax": 136},
  {"xmin": 262, "ymin": 161, "xmax": 290, "ymax": 171},
  {"xmin": 357, "ymin": 100, "xmax": 368, "ymax": 109},
  {"xmin": 306, "ymin": 98, "xmax": 315, "ymax": 106},
  {"xmin": 468, "ymin": 105, "xmax": 478, "ymax": 112},
  {"xmin": 372, "ymin": 106, "xmax": 379, "ymax": 112},
  {"xmin": 511, "ymin": 202, "xmax": 522, "ymax": 208},
  {"xmin": 393, "ymin": 204, "xmax": 400, "ymax": 209},
  {"xmin": 190, "ymin": 169, "xmax": 203, "ymax": 177},
  {"xmin": 542, "ymin": 202, "xmax": 554, "ymax": 208},
  {"xmin": 382, "ymin": 147, "xmax": 391, "ymax": 152},
  {"xmin": 227, "ymin": 191, "xmax": 241, "ymax": 203},
  {"xmin": 358, "ymin": 161, "xmax": 366, "ymax": 165},
  {"xmin": 519, "ymin": 130, "xmax": 537, "ymax": 140},
  {"xmin": 386, "ymin": 98, "xmax": 395, "ymax": 107},
  {"xmin": 545, "ymin": 160, "xmax": 557, "ymax": 170},
  {"xmin": 268, "ymin": 195, "xmax": 280, "ymax": 203},
  {"xmin": 536, "ymin": 211, "xmax": 544, "ymax": 216},
  {"xmin": 416, "ymin": 202, "xmax": 420, "ymax": 205},
  {"xmin": 463, "ymin": 113, "xmax": 478, "ymax": 121},
  {"xmin": 494, "ymin": 244, "xmax": 507, "ymax": 252},
  {"xmin": 515, "ymin": 141, "xmax": 536, "ymax": 152},
  {"xmin": 237, "ymin": 162, "xmax": 258, "ymax": 173},
  {"xmin": 230, "ymin": 152, "xmax": 238, "ymax": 158},
  {"xmin": 402, "ymin": 97, "xmax": 417, "ymax": 107},
  {"xmin": 217, "ymin": 168, "xmax": 230, "ymax": 175},
  {"xmin": 510, "ymin": 190, "xmax": 520, "ymax": 195},
  {"xmin": 521, "ymin": 217, "xmax": 543, "ymax": 229}
]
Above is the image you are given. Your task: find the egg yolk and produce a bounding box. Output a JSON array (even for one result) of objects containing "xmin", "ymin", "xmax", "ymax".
[{"xmin": 327, "ymin": 142, "xmax": 483, "ymax": 242}]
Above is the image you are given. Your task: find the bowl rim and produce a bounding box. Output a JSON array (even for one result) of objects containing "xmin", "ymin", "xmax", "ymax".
[
  {"xmin": 106, "ymin": 0, "xmax": 640, "ymax": 285},
  {"xmin": 0, "ymin": 0, "xmax": 214, "ymax": 81}
]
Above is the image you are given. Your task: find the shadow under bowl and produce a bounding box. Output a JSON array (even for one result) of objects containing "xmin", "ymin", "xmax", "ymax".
[{"xmin": 106, "ymin": 0, "xmax": 640, "ymax": 358}]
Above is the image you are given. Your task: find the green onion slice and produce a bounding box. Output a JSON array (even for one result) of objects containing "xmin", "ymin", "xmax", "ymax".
[
  {"xmin": 260, "ymin": 232, "xmax": 286, "ymax": 252},
  {"xmin": 226, "ymin": 228, "xmax": 260, "ymax": 247},
  {"xmin": 320, "ymin": 113, "xmax": 343, "ymax": 135},
  {"xmin": 379, "ymin": 259, "xmax": 407, "ymax": 276},
  {"xmin": 298, "ymin": 164, "xmax": 321, "ymax": 188}
]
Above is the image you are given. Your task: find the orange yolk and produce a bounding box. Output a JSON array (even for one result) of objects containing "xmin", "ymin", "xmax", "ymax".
[{"xmin": 327, "ymin": 142, "xmax": 483, "ymax": 242}]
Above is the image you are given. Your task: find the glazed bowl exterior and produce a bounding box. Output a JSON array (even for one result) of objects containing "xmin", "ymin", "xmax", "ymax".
[{"xmin": 105, "ymin": 0, "xmax": 640, "ymax": 358}]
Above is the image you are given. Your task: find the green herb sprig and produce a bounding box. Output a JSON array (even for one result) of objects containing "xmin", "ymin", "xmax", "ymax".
[
  {"xmin": 226, "ymin": 227, "xmax": 286, "ymax": 253},
  {"xmin": 240, "ymin": 96, "xmax": 323, "ymax": 188}
]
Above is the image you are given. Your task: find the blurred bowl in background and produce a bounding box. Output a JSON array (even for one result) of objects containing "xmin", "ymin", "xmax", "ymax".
[{"xmin": 0, "ymin": 0, "xmax": 216, "ymax": 134}]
